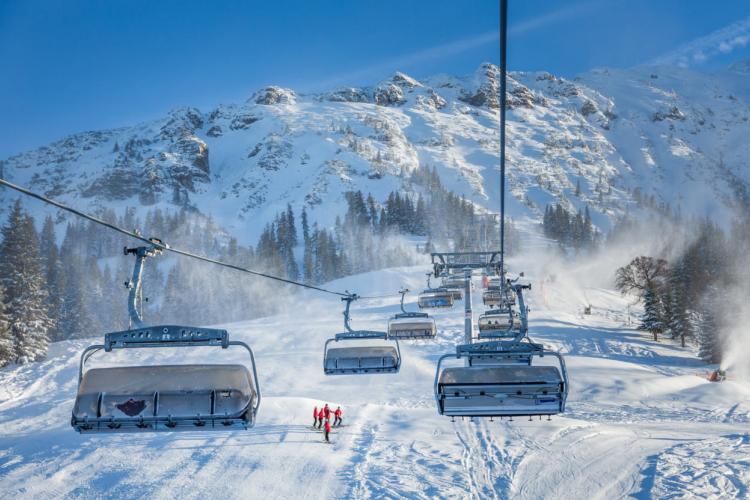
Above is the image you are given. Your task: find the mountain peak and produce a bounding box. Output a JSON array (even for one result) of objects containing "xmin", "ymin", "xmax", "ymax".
[
  {"xmin": 250, "ymin": 86, "xmax": 297, "ymax": 105},
  {"xmin": 389, "ymin": 71, "xmax": 422, "ymax": 88}
]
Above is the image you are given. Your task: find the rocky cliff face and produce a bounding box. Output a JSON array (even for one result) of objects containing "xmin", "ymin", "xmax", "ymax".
[{"xmin": 2, "ymin": 62, "xmax": 749, "ymax": 241}]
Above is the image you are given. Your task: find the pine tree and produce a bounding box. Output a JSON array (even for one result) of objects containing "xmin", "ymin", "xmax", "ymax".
[
  {"xmin": 696, "ymin": 286, "xmax": 721, "ymax": 363},
  {"xmin": 0, "ymin": 202, "xmax": 51, "ymax": 362},
  {"xmin": 0, "ymin": 285, "xmax": 13, "ymax": 366},
  {"xmin": 281, "ymin": 204, "xmax": 299, "ymax": 280},
  {"xmin": 667, "ymin": 260, "xmax": 690, "ymax": 347},
  {"xmin": 378, "ymin": 208, "xmax": 387, "ymax": 235},
  {"xmin": 301, "ymin": 208, "xmax": 313, "ymax": 283},
  {"xmin": 640, "ymin": 287, "xmax": 663, "ymax": 341},
  {"xmin": 59, "ymin": 254, "xmax": 94, "ymax": 339},
  {"xmin": 367, "ymin": 193, "xmax": 378, "ymax": 229},
  {"xmin": 415, "ymin": 197, "xmax": 428, "ymax": 235},
  {"xmin": 39, "ymin": 216, "xmax": 65, "ymax": 340}
]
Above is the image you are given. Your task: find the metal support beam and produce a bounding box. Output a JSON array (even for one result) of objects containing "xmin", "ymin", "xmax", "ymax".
[
  {"xmin": 464, "ymin": 269, "xmax": 473, "ymax": 353},
  {"xmin": 499, "ymin": 0, "xmax": 508, "ymax": 277}
]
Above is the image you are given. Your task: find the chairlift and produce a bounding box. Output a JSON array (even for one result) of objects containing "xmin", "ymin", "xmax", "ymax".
[
  {"xmin": 483, "ymin": 281, "xmax": 516, "ymax": 308},
  {"xmin": 324, "ymin": 294, "xmax": 401, "ymax": 375},
  {"xmin": 434, "ymin": 282, "xmax": 568, "ymax": 417},
  {"xmin": 477, "ymin": 308, "xmax": 513, "ymax": 333},
  {"xmin": 476, "ymin": 308, "xmax": 519, "ymax": 342},
  {"xmin": 434, "ymin": 341, "xmax": 568, "ymax": 417},
  {"xmin": 387, "ymin": 288, "xmax": 437, "ymax": 340},
  {"xmin": 442, "ymin": 274, "xmax": 468, "ymax": 289},
  {"xmin": 71, "ymin": 242, "xmax": 261, "ymax": 433},
  {"xmin": 476, "ymin": 284, "xmax": 529, "ymax": 348},
  {"xmin": 482, "ymin": 286, "xmax": 505, "ymax": 307},
  {"xmin": 441, "ymin": 275, "xmax": 467, "ymax": 300},
  {"xmin": 488, "ymin": 276, "xmax": 503, "ymax": 288},
  {"xmin": 418, "ymin": 273, "xmax": 454, "ymax": 309}
]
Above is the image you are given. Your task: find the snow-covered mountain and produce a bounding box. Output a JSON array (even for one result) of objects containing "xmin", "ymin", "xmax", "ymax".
[{"xmin": 2, "ymin": 62, "xmax": 750, "ymax": 241}]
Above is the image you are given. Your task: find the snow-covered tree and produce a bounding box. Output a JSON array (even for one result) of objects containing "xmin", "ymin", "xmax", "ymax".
[
  {"xmin": 640, "ymin": 287, "xmax": 663, "ymax": 341},
  {"xmin": 39, "ymin": 216, "xmax": 65, "ymax": 340},
  {"xmin": 696, "ymin": 286, "xmax": 721, "ymax": 363},
  {"xmin": 0, "ymin": 285, "xmax": 13, "ymax": 366},
  {"xmin": 301, "ymin": 208, "xmax": 313, "ymax": 284},
  {"xmin": 667, "ymin": 261, "xmax": 690, "ymax": 347},
  {"xmin": 0, "ymin": 201, "xmax": 51, "ymax": 363}
]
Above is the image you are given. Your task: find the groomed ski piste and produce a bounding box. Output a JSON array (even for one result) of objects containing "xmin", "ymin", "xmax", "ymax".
[{"xmin": 1, "ymin": 254, "xmax": 749, "ymax": 499}]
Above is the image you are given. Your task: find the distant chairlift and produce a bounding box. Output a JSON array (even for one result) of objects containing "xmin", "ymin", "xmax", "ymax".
[
  {"xmin": 482, "ymin": 286, "xmax": 505, "ymax": 307},
  {"xmin": 441, "ymin": 274, "xmax": 467, "ymax": 300},
  {"xmin": 477, "ymin": 308, "xmax": 517, "ymax": 340},
  {"xmin": 324, "ymin": 294, "xmax": 401, "ymax": 375},
  {"xmin": 418, "ymin": 273, "xmax": 455, "ymax": 309},
  {"xmin": 387, "ymin": 288, "xmax": 437, "ymax": 340},
  {"xmin": 72, "ymin": 242, "xmax": 261, "ymax": 433},
  {"xmin": 482, "ymin": 280, "xmax": 516, "ymax": 308}
]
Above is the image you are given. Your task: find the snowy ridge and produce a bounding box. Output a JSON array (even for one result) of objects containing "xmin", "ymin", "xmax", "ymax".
[
  {"xmin": 0, "ymin": 262, "xmax": 748, "ymax": 498},
  {"xmin": 2, "ymin": 62, "xmax": 750, "ymax": 241}
]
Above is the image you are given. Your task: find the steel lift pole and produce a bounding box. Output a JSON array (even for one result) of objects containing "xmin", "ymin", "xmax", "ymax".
[
  {"xmin": 464, "ymin": 269, "xmax": 473, "ymax": 367},
  {"xmin": 499, "ymin": 0, "xmax": 508, "ymax": 278}
]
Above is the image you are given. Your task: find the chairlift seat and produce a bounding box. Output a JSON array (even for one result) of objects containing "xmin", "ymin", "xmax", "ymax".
[
  {"xmin": 72, "ymin": 364, "xmax": 257, "ymax": 432},
  {"xmin": 442, "ymin": 276, "xmax": 468, "ymax": 289},
  {"xmin": 478, "ymin": 315, "xmax": 512, "ymax": 332},
  {"xmin": 324, "ymin": 346, "xmax": 399, "ymax": 374},
  {"xmin": 436, "ymin": 366, "xmax": 564, "ymax": 416},
  {"xmin": 387, "ymin": 316, "xmax": 437, "ymax": 339},
  {"xmin": 418, "ymin": 290, "xmax": 454, "ymax": 309},
  {"xmin": 483, "ymin": 289, "xmax": 504, "ymax": 307}
]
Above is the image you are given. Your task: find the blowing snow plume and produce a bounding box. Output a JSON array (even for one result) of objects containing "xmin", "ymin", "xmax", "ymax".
[{"xmin": 719, "ymin": 282, "xmax": 750, "ymax": 377}]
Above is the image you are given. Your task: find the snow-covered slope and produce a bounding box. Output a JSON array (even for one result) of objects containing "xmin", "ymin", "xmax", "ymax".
[
  {"xmin": 1, "ymin": 262, "xmax": 747, "ymax": 498},
  {"xmin": 2, "ymin": 62, "xmax": 750, "ymax": 241}
]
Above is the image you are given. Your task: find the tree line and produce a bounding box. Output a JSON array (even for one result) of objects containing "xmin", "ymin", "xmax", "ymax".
[
  {"xmin": 614, "ymin": 216, "xmax": 747, "ymax": 364},
  {"xmin": 542, "ymin": 203, "xmax": 598, "ymax": 250},
  {"xmin": 0, "ymin": 164, "xmax": 521, "ymax": 367},
  {"xmin": 0, "ymin": 200, "xmax": 285, "ymax": 367}
]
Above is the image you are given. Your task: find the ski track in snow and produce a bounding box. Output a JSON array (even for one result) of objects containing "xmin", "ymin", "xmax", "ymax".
[{"xmin": 1, "ymin": 263, "xmax": 749, "ymax": 498}]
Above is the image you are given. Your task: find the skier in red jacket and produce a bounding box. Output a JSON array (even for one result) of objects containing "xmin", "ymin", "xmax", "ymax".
[
  {"xmin": 333, "ymin": 407, "xmax": 343, "ymax": 426},
  {"xmin": 324, "ymin": 418, "xmax": 331, "ymax": 443},
  {"xmin": 323, "ymin": 404, "xmax": 331, "ymax": 421},
  {"xmin": 313, "ymin": 406, "xmax": 319, "ymax": 427}
]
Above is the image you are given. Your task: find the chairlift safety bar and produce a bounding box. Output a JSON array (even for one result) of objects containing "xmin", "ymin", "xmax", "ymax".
[{"xmin": 334, "ymin": 330, "xmax": 389, "ymax": 341}]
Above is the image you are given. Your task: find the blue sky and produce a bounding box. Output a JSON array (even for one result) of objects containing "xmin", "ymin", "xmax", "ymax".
[{"xmin": 1, "ymin": 0, "xmax": 750, "ymax": 158}]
